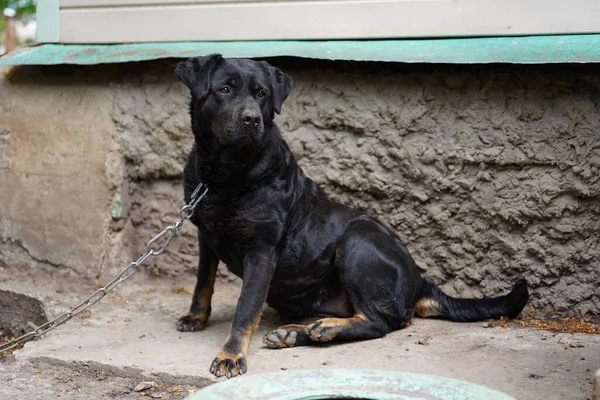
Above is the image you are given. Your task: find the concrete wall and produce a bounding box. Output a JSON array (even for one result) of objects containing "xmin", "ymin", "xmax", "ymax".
[{"xmin": 1, "ymin": 60, "xmax": 598, "ymax": 315}]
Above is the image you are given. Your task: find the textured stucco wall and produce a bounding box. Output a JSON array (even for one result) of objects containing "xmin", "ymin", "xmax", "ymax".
[
  {"xmin": 0, "ymin": 66, "xmax": 115, "ymax": 278},
  {"xmin": 1, "ymin": 61, "xmax": 599, "ymax": 315}
]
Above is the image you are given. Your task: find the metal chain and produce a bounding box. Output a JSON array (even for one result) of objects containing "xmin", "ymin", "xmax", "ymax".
[{"xmin": 0, "ymin": 182, "xmax": 208, "ymax": 354}]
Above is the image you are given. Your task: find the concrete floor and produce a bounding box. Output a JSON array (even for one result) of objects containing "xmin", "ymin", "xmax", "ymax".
[{"xmin": 1, "ymin": 272, "xmax": 598, "ymax": 400}]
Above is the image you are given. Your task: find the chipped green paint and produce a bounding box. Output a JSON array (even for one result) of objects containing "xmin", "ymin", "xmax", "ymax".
[
  {"xmin": 1, "ymin": 34, "xmax": 600, "ymax": 66},
  {"xmin": 111, "ymin": 200, "xmax": 121, "ymax": 220},
  {"xmin": 190, "ymin": 369, "xmax": 515, "ymax": 400}
]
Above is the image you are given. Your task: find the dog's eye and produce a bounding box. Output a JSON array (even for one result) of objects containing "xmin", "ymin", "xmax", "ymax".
[
  {"xmin": 219, "ymin": 87, "xmax": 230, "ymax": 94},
  {"xmin": 257, "ymin": 89, "xmax": 267, "ymax": 98}
]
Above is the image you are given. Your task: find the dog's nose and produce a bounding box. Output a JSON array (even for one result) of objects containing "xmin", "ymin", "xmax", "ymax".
[{"xmin": 241, "ymin": 111, "xmax": 261, "ymax": 127}]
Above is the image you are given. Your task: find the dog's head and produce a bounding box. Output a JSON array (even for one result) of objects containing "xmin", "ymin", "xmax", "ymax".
[{"xmin": 175, "ymin": 54, "xmax": 293, "ymax": 146}]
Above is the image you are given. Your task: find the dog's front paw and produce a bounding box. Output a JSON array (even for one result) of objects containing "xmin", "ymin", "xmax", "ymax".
[
  {"xmin": 176, "ymin": 314, "xmax": 206, "ymax": 332},
  {"xmin": 209, "ymin": 351, "xmax": 247, "ymax": 378}
]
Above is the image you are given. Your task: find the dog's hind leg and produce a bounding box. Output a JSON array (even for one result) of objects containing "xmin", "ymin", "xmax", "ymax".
[
  {"xmin": 263, "ymin": 314, "xmax": 387, "ymax": 349},
  {"xmin": 305, "ymin": 313, "xmax": 388, "ymax": 342},
  {"xmin": 264, "ymin": 216, "xmax": 421, "ymax": 349}
]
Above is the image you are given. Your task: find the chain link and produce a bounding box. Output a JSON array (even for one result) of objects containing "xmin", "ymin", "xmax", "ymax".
[{"xmin": 0, "ymin": 183, "xmax": 208, "ymax": 355}]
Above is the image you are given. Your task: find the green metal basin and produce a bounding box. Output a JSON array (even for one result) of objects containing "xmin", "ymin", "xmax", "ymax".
[{"xmin": 190, "ymin": 369, "xmax": 515, "ymax": 400}]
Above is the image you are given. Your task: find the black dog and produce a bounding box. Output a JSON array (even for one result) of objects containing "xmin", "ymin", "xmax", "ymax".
[{"xmin": 174, "ymin": 55, "xmax": 529, "ymax": 378}]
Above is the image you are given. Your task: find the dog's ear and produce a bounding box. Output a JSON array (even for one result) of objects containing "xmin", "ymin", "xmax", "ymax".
[
  {"xmin": 265, "ymin": 64, "xmax": 293, "ymax": 114},
  {"xmin": 175, "ymin": 54, "xmax": 223, "ymax": 100}
]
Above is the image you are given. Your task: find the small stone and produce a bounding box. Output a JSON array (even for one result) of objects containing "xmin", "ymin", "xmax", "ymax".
[
  {"xmin": 134, "ymin": 382, "xmax": 155, "ymax": 392},
  {"xmin": 482, "ymin": 322, "xmax": 490, "ymax": 328},
  {"xmin": 149, "ymin": 393, "xmax": 162, "ymax": 399},
  {"xmin": 417, "ymin": 337, "xmax": 431, "ymax": 346}
]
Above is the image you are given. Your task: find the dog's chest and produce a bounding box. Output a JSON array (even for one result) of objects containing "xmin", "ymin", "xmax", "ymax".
[
  {"xmin": 194, "ymin": 195, "xmax": 272, "ymax": 236},
  {"xmin": 195, "ymin": 208, "xmax": 252, "ymax": 243},
  {"xmin": 196, "ymin": 216, "xmax": 251, "ymax": 277},
  {"xmin": 192, "ymin": 196, "xmax": 282, "ymax": 275}
]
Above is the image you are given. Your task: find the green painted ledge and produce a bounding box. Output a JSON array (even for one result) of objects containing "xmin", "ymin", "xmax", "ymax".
[{"xmin": 1, "ymin": 34, "xmax": 600, "ymax": 66}]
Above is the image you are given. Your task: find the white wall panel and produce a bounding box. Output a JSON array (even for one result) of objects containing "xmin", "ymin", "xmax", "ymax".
[{"xmin": 56, "ymin": 0, "xmax": 600, "ymax": 43}]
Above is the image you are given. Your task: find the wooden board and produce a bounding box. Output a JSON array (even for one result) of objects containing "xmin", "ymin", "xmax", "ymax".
[{"xmin": 54, "ymin": 0, "xmax": 600, "ymax": 43}]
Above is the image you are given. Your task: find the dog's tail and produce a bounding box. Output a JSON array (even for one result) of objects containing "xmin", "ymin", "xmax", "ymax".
[{"xmin": 414, "ymin": 279, "xmax": 529, "ymax": 322}]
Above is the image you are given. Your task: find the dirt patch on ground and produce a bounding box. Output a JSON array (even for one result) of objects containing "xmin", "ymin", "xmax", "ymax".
[
  {"xmin": 487, "ymin": 309, "xmax": 600, "ymax": 334},
  {"xmin": 0, "ymin": 358, "xmax": 201, "ymax": 400}
]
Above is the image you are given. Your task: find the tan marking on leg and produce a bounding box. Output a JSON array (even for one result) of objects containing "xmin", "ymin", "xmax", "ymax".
[
  {"xmin": 240, "ymin": 310, "xmax": 263, "ymax": 352},
  {"xmin": 308, "ymin": 313, "xmax": 366, "ymax": 342},
  {"xmin": 318, "ymin": 313, "xmax": 365, "ymax": 327},
  {"xmin": 277, "ymin": 324, "xmax": 307, "ymax": 331},
  {"xmin": 193, "ymin": 262, "xmax": 218, "ymax": 324},
  {"xmin": 212, "ymin": 311, "xmax": 263, "ymax": 377},
  {"xmin": 185, "ymin": 313, "xmax": 205, "ymax": 321},
  {"xmin": 414, "ymin": 298, "xmax": 443, "ymax": 317},
  {"xmin": 224, "ymin": 310, "xmax": 263, "ymax": 358}
]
